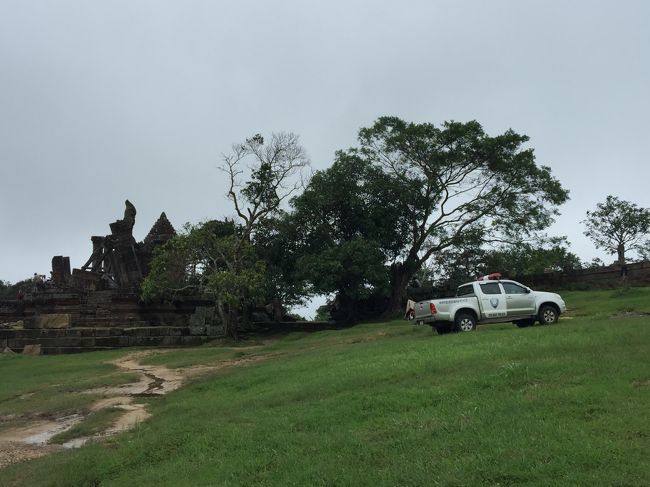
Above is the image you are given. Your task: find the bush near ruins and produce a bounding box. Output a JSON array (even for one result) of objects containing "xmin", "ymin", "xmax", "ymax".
[{"xmin": 143, "ymin": 133, "xmax": 309, "ymax": 338}]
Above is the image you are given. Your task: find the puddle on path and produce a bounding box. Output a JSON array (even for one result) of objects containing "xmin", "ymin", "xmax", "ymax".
[
  {"xmin": 0, "ymin": 348, "xmax": 275, "ymax": 469},
  {"xmin": 0, "ymin": 351, "xmax": 192, "ymax": 469}
]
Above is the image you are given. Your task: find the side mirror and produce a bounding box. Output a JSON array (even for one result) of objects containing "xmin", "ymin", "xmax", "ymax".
[{"xmin": 525, "ymin": 288, "xmax": 531, "ymax": 294}]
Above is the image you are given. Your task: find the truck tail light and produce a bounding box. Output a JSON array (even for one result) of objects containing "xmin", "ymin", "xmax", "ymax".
[{"xmin": 429, "ymin": 303, "xmax": 437, "ymax": 315}]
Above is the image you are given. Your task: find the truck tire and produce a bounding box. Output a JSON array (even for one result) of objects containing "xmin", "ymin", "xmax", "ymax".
[
  {"xmin": 435, "ymin": 324, "xmax": 453, "ymax": 335},
  {"xmin": 454, "ymin": 312, "xmax": 476, "ymax": 332},
  {"xmin": 538, "ymin": 304, "xmax": 559, "ymax": 325},
  {"xmin": 514, "ymin": 318, "xmax": 535, "ymax": 328}
]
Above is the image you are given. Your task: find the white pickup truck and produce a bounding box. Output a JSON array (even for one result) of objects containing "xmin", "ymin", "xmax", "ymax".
[{"xmin": 414, "ymin": 275, "xmax": 567, "ymax": 334}]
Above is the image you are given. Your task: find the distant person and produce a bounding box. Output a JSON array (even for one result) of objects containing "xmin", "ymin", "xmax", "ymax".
[{"xmin": 32, "ymin": 273, "xmax": 42, "ymax": 292}]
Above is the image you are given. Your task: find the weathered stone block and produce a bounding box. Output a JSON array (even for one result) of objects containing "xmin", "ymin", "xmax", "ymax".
[
  {"xmin": 181, "ymin": 336, "xmax": 206, "ymax": 346},
  {"xmin": 206, "ymin": 325, "xmax": 224, "ymax": 337},
  {"xmin": 1, "ymin": 320, "xmax": 25, "ymax": 329},
  {"xmin": 35, "ymin": 314, "xmax": 71, "ymax": 329},
  {"xmin": 160, "ymin": 336, "xmax": 177, "ymax": 346},
  {"xmin": 189, "ymin": 306, "xmax": 215, "ymax": 327},
  {"xmin": 22, "ymin": 344, "xmax": 41, "ymax": 355},
  {"xmin": 189, "ymin": 325, "xmax": 206, "ymax": 336},
  {"xmin": 95, "ymin": 337, "xmax": 125, "ymax": 348}
]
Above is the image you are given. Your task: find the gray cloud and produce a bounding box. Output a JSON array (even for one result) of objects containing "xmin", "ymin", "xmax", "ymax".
[{"xmin": 1, "ymin": 0, "xmax": 649, "ymax": 284}]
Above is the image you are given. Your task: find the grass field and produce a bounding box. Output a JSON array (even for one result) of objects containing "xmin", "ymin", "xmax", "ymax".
[{"xmin": 0, "ymin": 287, "xmax": 649, "ymax": 486}]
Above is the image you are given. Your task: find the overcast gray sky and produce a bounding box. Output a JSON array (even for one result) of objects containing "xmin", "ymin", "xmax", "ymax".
[{"xmin": 1, "ymin": 1, "xmax": 649, "ymax": 295}]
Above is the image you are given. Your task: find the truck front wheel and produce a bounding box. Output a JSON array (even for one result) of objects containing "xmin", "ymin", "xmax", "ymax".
[
  {"xmin": 454, "ymin": 313, "xmax": 476, "ymax": 332},
  {"xmin": 538, "ymin": 305, "xmax": 559, "ymax": 325}
]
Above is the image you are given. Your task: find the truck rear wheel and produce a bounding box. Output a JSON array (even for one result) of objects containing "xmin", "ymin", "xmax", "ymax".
[
  {"xmin": 538, "ymin": 305, "xmax": 559, "ymax": 325},
  {"xmin": 435, "ymin": 324, "xmax": 453, "ymax": 335},
  {"xmin": 454, "ymin": 313, "xmax": 476, "ymax": 332},
  {"xmin": 515, "ymin": 318, "xmax": 535, "ymax": 328}
]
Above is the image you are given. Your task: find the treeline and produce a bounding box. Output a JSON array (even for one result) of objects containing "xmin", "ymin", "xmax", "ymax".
[
  {"xmin": 0, "ymin": 279, "xmax": 31, "ymax": 300},
  {"xmin": 142, "ymin": 117, "xmax": 571, "ymax": 336},
  {"xmin": 7, "ymin": 117, "xmax": 650, "ymax": 337}
]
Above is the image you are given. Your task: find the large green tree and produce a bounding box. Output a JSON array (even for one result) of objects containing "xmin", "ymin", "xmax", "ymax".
[
  {"xmin": 144, "ymin": 132, "xmax": 309, "ymax": 338},
  {"xmin": 290, "ymin": 153, "xmax": 408, "ymax": 320},
  {"xmin": 298, "ymin": 117, "xmax": 569, "ymax": 312},
  {"xmin": 252, "ymin": 212, "xmax": 310, "ymax": 317},
  {"xmin": 582, "ymin": 195, "xmax": 650, "ymax": 266}
]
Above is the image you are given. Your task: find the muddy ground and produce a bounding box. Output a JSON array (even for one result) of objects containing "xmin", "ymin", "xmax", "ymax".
[{"xmin": 0, "ymin": 351, "xmax": 216, "ymax": 469}]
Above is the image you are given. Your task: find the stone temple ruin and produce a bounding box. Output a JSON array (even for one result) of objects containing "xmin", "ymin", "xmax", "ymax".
[
  {"xmin": 0, "ymin": 201, "xmax": 219, "ymax": 354},
  {"xmin": 54, "ymin": 200, "xmax": 175, "ymax": 292}
]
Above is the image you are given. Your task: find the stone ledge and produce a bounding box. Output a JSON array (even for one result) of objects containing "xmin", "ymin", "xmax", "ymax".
[{"xmin": 32, "ymin": 314, "xmax": 71, "ymax": 329}]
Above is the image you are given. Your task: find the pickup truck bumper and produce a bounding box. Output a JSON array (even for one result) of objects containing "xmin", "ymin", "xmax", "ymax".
[{"xmin": 416, "ymin": 315, "xmax": 449, "ymax": 326}]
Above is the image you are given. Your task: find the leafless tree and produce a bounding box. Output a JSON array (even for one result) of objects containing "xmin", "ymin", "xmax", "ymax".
[{"xmin": 220, "ymin": 132, "xmax": 309, "ymax": 242}]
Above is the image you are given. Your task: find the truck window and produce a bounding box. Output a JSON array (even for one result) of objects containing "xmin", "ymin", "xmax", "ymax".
[
  {"xmin": 456, "ymin": 284, "xmax": 474, "ymax": 297},
  {"xmin": 502, "ymin": 282, "xmax": 527, "ymax": 294},
  {"xmin": 479, "ymin": 282, "xmax": 502, "ymax": 295}
]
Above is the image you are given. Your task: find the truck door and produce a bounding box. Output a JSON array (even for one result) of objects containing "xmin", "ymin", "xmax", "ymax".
[
  {"xmin": 477, "ymin": 282, "xmax": 507, "ymax": 319},
  {"xmin": 501, "ymin": 282, "xmax": 536, "ymax": 317}
]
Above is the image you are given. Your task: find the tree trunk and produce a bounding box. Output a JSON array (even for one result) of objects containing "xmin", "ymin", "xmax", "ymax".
[
  {"xmin": 617, "ymin": 243, "xmax": 629, "ymax": 287},
  {"xmin": 272, "ymin": 298, "xmax": 282, "ymax": 322},
  {"xmin": 617, "ymin": 243, "xmax": 626, "ymax": 267},
  {"xmin": 216, "ymin": 298, "xmax": 239, "ymax": 340},
  {"xmin": 387, "ymin": 262, "xmax": 417, "ymax": 314}
]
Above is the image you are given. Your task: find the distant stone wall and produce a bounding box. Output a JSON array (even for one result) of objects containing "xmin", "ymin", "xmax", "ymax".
[
  {"xmin": 514, "ymin": 261, "xmax": 650, "ymax": 291},
  {"xmin": 0, "ymin": 326, "xmax": 216, "ymax": 355},
  {"xmin": 0, "ymin": 291, "xmax": 215, "ymax": 329},
  {"xmin": 0, "ymin": 290, "xmax": 222, "ymax": 354},
  {"xmin": 404, "ymin": 261, "xmax": 650, "ymax": 302}
]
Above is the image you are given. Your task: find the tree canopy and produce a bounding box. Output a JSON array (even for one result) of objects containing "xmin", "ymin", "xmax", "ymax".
[
  {"xmin": 294, "ymin": 116, "xmax": 569, "ymax": 312},
  {"xmin": 141, "ymin": 220, "xmax": 267, "ymax": 338},
  {"xmin": 582, "ymin": 195, "xmax": 650, "ymax": 265},
  {"xmin": 145, "ymin": 118, "xmax": 574, "ymax": 329}
]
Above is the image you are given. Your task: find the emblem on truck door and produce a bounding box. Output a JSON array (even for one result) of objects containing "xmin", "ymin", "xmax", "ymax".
[{"xmin": 490, "ymin": 298, "xmax": 499, "ymax": 309}]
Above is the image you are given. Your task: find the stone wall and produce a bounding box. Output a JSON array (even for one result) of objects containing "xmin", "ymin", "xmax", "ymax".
[
  {"xmin": 0, "ymin": 326, "xmax": 215, "ymax": 355},
  {"xmin": 0, "ymin": 290, "xmax": 222, "ymax": 354},
  {"xmin": 514, "ymin": 261, "xmax": 650, "ymax": 291},
  {"xmin": 404, "ymin": 261, "xmax": 650, "ymax": 303}
]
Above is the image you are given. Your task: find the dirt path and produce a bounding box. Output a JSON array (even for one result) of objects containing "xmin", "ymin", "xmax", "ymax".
[
  {"xmin": 0, "ymin": 348, "xmax": 279, "ymax": 470},
  {"xmin": 0, "ymin": 351, "xmax": 211, "ymax": 469},
  {"xmin": 0, "ymin": 347, "xmax": 281, "ymax": 470}
]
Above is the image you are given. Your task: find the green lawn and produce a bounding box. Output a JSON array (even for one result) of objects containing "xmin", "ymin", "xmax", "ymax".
[{"xmin": 1, "ymin": 288, "xmax": 649, "ymax": 486}]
